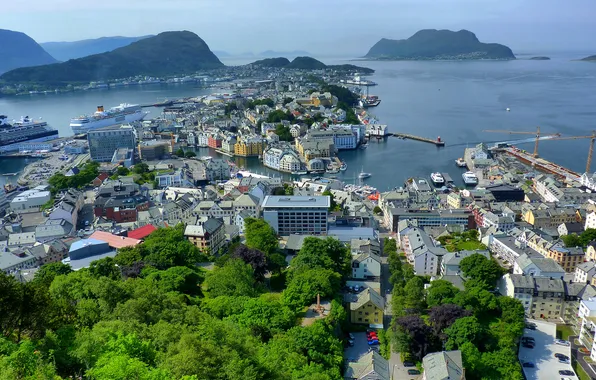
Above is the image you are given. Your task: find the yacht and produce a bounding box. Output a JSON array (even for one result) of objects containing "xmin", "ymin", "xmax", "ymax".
[
  {"xmin": 430, "ymin": 172, "xmax": 445, "ymax": 185},
  {"xmin": 358, "ymin": 169, "xmax": 371, "ymax": 179},
  {"xmin": 462, "ymin": 171, "xmax": 478, "ymax": 186},
  {"xmin": 455, "ymin": 158, "xmax": 467, "ymax": 167}
]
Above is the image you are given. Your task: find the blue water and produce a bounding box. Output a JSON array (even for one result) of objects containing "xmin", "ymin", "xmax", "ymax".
[{"xmin": 1, "ymin": 54, "xmax": 596, "ymax": 190}]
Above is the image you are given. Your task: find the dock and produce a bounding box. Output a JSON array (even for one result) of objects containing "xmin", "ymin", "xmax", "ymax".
[
  {"xmin": 441, "ymin": 172, "xmax": 454, "ymax": 184},
  {"xmin": 393, "ymin": 133, "xmax": 445, "ymax": 146},
  {"xmin": 505, "ymin": 147, "xmax": 580, "ymax": 181}
]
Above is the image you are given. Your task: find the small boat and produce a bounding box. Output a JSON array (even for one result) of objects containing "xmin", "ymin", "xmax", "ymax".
[
  {"xmin": 462, "ymin": 171, "xmax": 478, "ymax": 186},
  {"xmin": 455, "ymin": 158, "xmax": 466, "ymax": 167},
  {"xmin": 291, "ymin": 171, "xmax": 308, "ymax": 175},
  {"xmin": 506, "ymin": 107, "xmax": 511, "ymax": 112},
  {"xmin": 360, "ymin": 143, "xmax": 368, "ymax": 150},
  {"xmin": 4, "ymin": 183, "xmax": 17, "ymax": 194},
  {"xmin": 430, "ymin": 172, "xmax": 445, "ymax": 185},
  {"xmin": 358, "ymin": 169, "xmax": 371, "ymax": 179},
  {"xmin": 339, "ymin": 162, "xmax": 347, "ymax": 171}
]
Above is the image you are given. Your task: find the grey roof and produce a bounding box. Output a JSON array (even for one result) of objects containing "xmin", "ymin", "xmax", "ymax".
[
  {"xmin": 565, "ymin": 282, "xmax": 588, "ymax": 298},
  {"xmin": 443, "ymin": 250, "xmax": 489, "ymax": 267},
  {"xmin": 515, "ymin": 253, "xmax": 565, "ymax": 274},
  {"xmin": 184, "ymin": 218, "xmax": 224, "ymax": 237},
  {"xmin": 0, "ymin": 250, "xmax": 36, "ymax": 271},
  {"xmin": 353, "ymin": 252, "xmax": 382, "ymax": 265},
  {"xmin": 508, "ymin": 274, "xmax": 535, "ymax": 289},
  {"xmin": 350, "ymin": 287, "xmax": 385, "ymax": 311},
  {"xmin": 440, "ymin": 275, "xmax": 466, "ymax": 290},
  {"xmin": 344, "ymin": 351, "xmax": 390, "ymax": 380},
  {"xmin": 534, "ymin": 277, "xmax": 565, "ymax": 293},
  {"xmin": 422, "ymin": 350, "xmax": 464, "ymax": 380},
  {"xmin": 35, "ymin": 219, "xmax": 74, "ymax": 238},
  {"xmin": 285, "ymin": 234, "xmax": 310, "ymax": 251},
  {"xmin": 262, "ymin": 195, "xmax": 330, "ymax": 208},
  {"xmin": 576, "ymin": 261, "xmax": 596, "ymax": 274}
]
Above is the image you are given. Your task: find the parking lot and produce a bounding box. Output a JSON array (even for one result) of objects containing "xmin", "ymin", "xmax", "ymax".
[
  {"xmin": 519, "ymin": 319, "xmax": 577, "ymax": 380},
  {"xmin": 344, "ymin": 332, "xmax": 375, "ymax": 362}
]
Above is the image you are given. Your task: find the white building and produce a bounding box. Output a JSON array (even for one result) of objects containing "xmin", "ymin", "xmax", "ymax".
[
  {"xmin": 205, "ymin": 159, "xmax": 230, "ymax": 181},
  {"xmin": 10, "ymin": 185, "xmax": 52, "ymax": 212},
  {"xmin": 513, "ymin": 253, "xmax": 566, "ymax": 278},
  {"xmin": 352, "ymin": 252, "xmax": 382, "ymax": 279},
  {"xmin": 197, "ymin": 132, "xmax": 209, "ymax": 147},
  {"xmin": 586, "ymin": 211, "xmax": 596, "ymax": 230},
  {"xmin": 262, "ymin": 195, "xmax": 329, "ymax": 235},
  {"xmin": 578, "ymin": 298, "xmax": 596, "ymax": 361},
  {"xmin": 533, "ymin": 175, "xmax": 564, "ymax": 203},
  {"xmin": 279, "ymin": 153, "xmax": 301, "ymax": 172},
  {"xmin": 575, "ymin": 262, "xmax": 596, "ymax": 284}
]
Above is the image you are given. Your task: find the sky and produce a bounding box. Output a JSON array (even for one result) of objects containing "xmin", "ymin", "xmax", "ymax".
[{"xmin": 4, "ymin": 0, "xmax": 596, "ymax": 56}]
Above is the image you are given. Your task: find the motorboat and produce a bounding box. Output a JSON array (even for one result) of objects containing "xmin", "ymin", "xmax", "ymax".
[
  {"xmin": 360, "ymin": 143, "xmax": 368, "ymax": 150},
  {"xmin": 430, "ymin": 172, "xmax": 445, "ymax": 185},
  {"xmin": 455, "ymin": 158, "xmax": 466, "ymax": 167},
  {"xmin": 359, "ymin": 171, "xmax": 371, "ymax": 179},
  {"xmin": 340, "ymin": 162, "xmax": 347, "ymax": 171},
  {"xmin": 462, "ymin": 171, "xmax": 479, "ymax": 186}
]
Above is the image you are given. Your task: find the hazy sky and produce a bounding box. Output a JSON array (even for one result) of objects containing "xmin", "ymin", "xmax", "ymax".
[{"xmin": 4, "ymin": 0, "xmax": 596, "ymax": 55}]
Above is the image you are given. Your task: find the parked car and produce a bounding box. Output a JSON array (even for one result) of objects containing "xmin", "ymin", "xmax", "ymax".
[
  {"xmin": 525, "ymin": 322, "xmax": 537, "ymax": 330},
  {"xmin": 368, "ymin": 340, "xmax": 379, "ymax": 346},
  {"xmin": 554, "ymin": 353, "xmax": 569, "ymax": 360},
  {"xmin": 521, "ymin": 337, "xmax": 535, "ymax": 343},
  {"xmin": 407, "ymin": 369, "xmax": 421, "ymax": 375},
  {"xmin": 522, "ymin": 362, "xmax": 535, "ymax": 368},
  {"xmin": 403, "ymin": 361, "xmax": 415, "ymax": 367},
  {"xmin": 521, "ymin": 342, "xmax": 535, "ymax": 349},
  {"xmin": 555, "ymin": 339, "xmax": 571, "ymax": 347},
  {"xmin": 348, "ymin": 340, "xmax": 354, "ymax": 347},
  {"xmin": 348, "ymin": 333, "xmax": 355, "ymax": 340},
  {"xmin": 559, "ymin": 370, "xmax": 575, "ymax": 376}
]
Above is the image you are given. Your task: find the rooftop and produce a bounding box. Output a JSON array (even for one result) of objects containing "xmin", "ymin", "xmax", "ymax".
[
  {"xmin": 262, "ymin": 195, "xmax": 330, "ymax": 208},
  {"xmin": 422, "ymin": 350, "xmax": 464, "ymax": 380},
  {"xmin": 127, "ymin": 224, "xmax": 157, "ymax": 240},
  {"xmin": 89, "ymin": 231, "xmax": 141, "ymax": 249}
]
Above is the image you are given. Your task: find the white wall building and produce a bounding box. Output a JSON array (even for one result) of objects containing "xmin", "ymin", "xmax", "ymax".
[
  {"xmin": 578, "ymin": 298, "xmax": 596, "ymax": 361},
  {"xmin": 352, "ymin": 252, "xmax": 382, "ymax": 279},
  {"xmin": 585, "ymin": 211, "xmax": 596, "ymax": 230},
  {"xmin": 262, "ymin": 195, "xmax": 329, "ymax": 235},
  {"xmin": 10, "ymin": 185, "xmax": 52, "ymax": 212}
]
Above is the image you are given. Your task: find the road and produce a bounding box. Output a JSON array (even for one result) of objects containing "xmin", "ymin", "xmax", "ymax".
[{"xmin": 570, "ymin": 335, "xmax": 596, "ymax": 380}]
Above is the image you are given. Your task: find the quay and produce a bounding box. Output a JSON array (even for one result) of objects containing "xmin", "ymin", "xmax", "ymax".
[
  {"xmin": 393, "ymin": 133, "xmax": 445, "ymax": 146},
  {"xmin": 505, "ymin": 147, "xmax": 580, "ymax": 181}
]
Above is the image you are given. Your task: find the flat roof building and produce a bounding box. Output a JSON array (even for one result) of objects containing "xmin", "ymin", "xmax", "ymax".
[
  {"xmin": 262, "ymin": 195, "xmax": 330, "ymax": 236},
  {"xmin": 88, "ymin": 126, "xmax": 136, "ymax": 162}
]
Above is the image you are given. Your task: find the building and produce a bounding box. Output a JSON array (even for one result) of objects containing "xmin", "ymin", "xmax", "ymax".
[
  {"xmin": 0, "ymin": 190, "xmax": 9, "ymax": 215},
  {"xmin": 295, "ymin": 138, "xmax": 334, "ymax": 161},
  {"xmin": 184, "ymin": 218, "xmax": 226, "ymax": 254},
  {"xmin": 499, "ymin": 274, "xmax": 565, "ymax": 318},
  {"xmin": 35, "ymin": 219, "xmax": 74, "ymax": 242},
  {"xmin": 89, "ymin": 230, "xmax": 141, "ymax": 249},
  {"xmin": 88, "ymin": 126, "xmax": 136, "ymax": 162},
  {"xmin": 349, "ymin": 288, "xmax": 384, "ymax": 327},
  {"xmin": 138, "ymin": 141, "xmax": 170, "ymax": 161},
  {"xmin": 390, "ymin": 209, "xmax": 474, "ymax": 233},
  {"xmin": 10, "ymin": 185, "xmax": 52, "ymax": 212},
  {"xmin": 344, "ymin": 351, "xmax": 390, "ymax": 380},
  {"xmin": 485, "ymin": 184, "xmax": 525, "ymax": 202},
  {"xmin": 544, "ymin": 243, "xmax": 584, "ymax": 273},
  {"xmin": 234, "ymin": 136, "xmax": 264, "ymax": 156},
  {"xmin": 207, "ymin": 134, "xmax": 222, "ymax": 148},
  {"xmin": 578, "ymin": 298, "xmax": 596, "ymax": 361},
  {"xmin": 262, "ymin": 195, "xmax": 329, "ymax": 236},
  {"xmin": 558, "ymin": 222, "xmax": 584, "ymax": 236},
  {"xmin": 93, "ymin": 180, "xmax": 149, "ymax": 223},
  {"xmin": 441, "ymin": 250, "xmax": 490, "ymax": 276},
  {"xmin": 513, "ymin": 253, "xmax": 566, "ymax": 278},
  {"xmin": 127, "ymin": 224, "xmax": 157, "ymax": 240},
  {"xmin": 205, "ymin": 159, "xmax": 230, "ymax": 181},
  {"xmin": 422, "ymin": 350, "xmax": 465, "ymax": 380},
  {"xmin": 304, "ymin": 128, "xmax": 358, "ymax": 150},
  {"xmin": 279, "ymin": 153, "xmax": 301, "ymax": 172},
  {"xmin": 586, "ymin": 211, "xmax": 596, "ymax": 230},
  {"xmin": 575, "ymin": 262, "xmax": 596, "ymax": 284},
  {"xmin": 352, "ymin": 252, "xmax": 382, "ymax": 279},
  {"xmin": 399, "ymin": 227, "xmax": 447, "ymax": 276},
  {"xmin": 49, "ymin": 189, "xmax": 84, "ymax": 228},
  {"xmin": 111, "ymin": 147, "xmax": 134, "ymax": 168},
  {"xmin": 533, "ymin": 175, "xmax": 564, "ymax": 202},
  {"xmin": 0, "ymin": 245, "xmax": 37, "ymax": 274}
]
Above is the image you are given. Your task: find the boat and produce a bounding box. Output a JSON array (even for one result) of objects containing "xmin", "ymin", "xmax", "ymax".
[
  {"xmin": 430, "ymin": 172, "xmax": 445, "ymax": 185},
  {"xmin": 291, "ymin": 171, "xmax": 308, "ymax": 175},
  {"xmin": 0, "ymin": 115, "xmax": 59, "ymax": 153},
  {"xmin": 4, "ymin": 183, "xmax": 17, "ymax": 194},
  {"xmin": 344, "ymin": 75, "xmax": 377, "ymax": 86},
  {"xmin": 358, "ymin": 168, "xmax": 371, "ymax": 179},
  {"xmin": 359, "ymin": 95, "xmax": 381, "ymax": 108},
  {"xmin": 462, "ymin": 171, "xmax": 479, "ymax": 186},
  {"xmin": 360, "ymin": 143, "xmax": 368, "ymax": 150},
  {"xmin": 339, "ymin": 162, "xmax": 347, "ymax": 171},
  {"xmin": 455, "ymin": 158, "xmax": 467, "ymax": 167},
  {"xmin": 70, "ymin": 104, "xmax": 149, "ymax": 134}
]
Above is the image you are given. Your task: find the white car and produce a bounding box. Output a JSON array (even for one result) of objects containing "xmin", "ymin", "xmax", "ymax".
[{"xmin": 555, "ymin": 339, "xmax": 571, "ymax": 347}]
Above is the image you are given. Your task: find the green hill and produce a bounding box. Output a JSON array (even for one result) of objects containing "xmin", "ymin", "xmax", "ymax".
[
  {"xmin": 0, "ymin": 29, "xmax": 57, "ymax": 74},
  {"xmin": 365, "ymin": 29, "xmax": 515, "ymax": 60},
  {"xmin": 251, "ymin": 57, "xmax": 291, "ymax": 67},
  {"xmin": 41, "ymin": 35, "xmax": 153, "ymax": 61},
  {"xmin": 248, "ymin": 56, "xmax": 374, "ymax": 73},
  {"xmin": 0, "ymin": 31, "xmax": 224, "ymax": 85},
  {"xmin": 580, "ymin": 55, "xmax": 596, "ymax": 61},
  {"xmin": 287, "ymin": 56, "xmax": 327, "ymax": 69}
]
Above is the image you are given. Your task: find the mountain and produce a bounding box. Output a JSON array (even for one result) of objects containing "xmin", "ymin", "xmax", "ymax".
[
  {"xmin": 0, "ymin": 29, "xmax": 57, "ymax": 74},
  {"xmin": 0, "ymin": 31, "xmax": 224, "ymax": 84},
  {"xmin": 249, "ymin": 56, "xmax": 374, "ymax": 74},
  {"xmin": 40, "ymin": 35, "xmax": 153, "ymax": 61},
  {"xmin": 259, "ymin": 50, "xmax": 311, "ymax": 58},
  {"xmin": 365, "ymin": 29, "xmax": 515, "ymax": 60},
  {"xmin": 580, "ymin": 55, "xmax": 596, "ymax": 61}
]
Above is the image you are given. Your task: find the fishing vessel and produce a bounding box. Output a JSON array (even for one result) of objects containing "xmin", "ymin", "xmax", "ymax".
[
  {"xmin": 0, "ymin": 115, "xmax": 59, "ymax": 153},
  {"xmin": 70, "ymin": 104, "xmax": 148, "ymax": 134},
  {"xmin": 455, "ymin": 158, "xmax": 467, "ymax": 167},
  {"xmin": 430, "ymin": 172, "xmax": 445, "ymax": 185},
  {"xmin": 462, "ymin": 171, "xmax": 478, "ymax": 186}
]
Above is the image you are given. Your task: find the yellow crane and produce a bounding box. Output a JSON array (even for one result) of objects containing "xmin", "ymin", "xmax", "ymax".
[
  {"xmin": 483, "ymin": 126, "xmax": 560, "ymax": 158},
  {"xmin": 543, "ymin": 131, "xmax": 596, "ymax": 173}
]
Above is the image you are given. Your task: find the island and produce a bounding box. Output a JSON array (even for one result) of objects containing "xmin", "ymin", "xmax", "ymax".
[
  {"xmin": 580, "ymin": 55, "xmax": 596, "ymax": 61},
  {"xmin": 364, "ymin": 29, "xmax": 515, "ymax": 60},
  {"xmin": 250, "ymin": 56, "xmax": 374, "ymax": 73},
  {"xmin": 0, "ymin": 31, "xmax": 224, "ymax": 84},
  {"xmin": 529, "ymin": 56, "xmax": 550, "ymax": 60}
]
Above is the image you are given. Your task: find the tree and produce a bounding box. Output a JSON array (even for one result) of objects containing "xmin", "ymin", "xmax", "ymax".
[
  {"xmin": 562, "ymin": 233, "xmax": 581, "ymax": 248},
  {"xmin": 88, "ymin": 257, "xmax": 121, "ymax": 280},
  {"xmin": 232, "ymin": 244, "xmax": 267, "ymax": 280},
  {"xmin": 388, "ymin": 251, "xmax": 403, "ymax": 286},
  {"xmin": 291, "ymin": 237, "xmax": 351, "ymax": 278},
  {"xmin": 428, "ymin": 304, "xmax": 472, "ymax": 339},
  {"xmin": 116, "ymin": 166, "xmax": 130, "ymax": 176},
  {"xmin": 373, "ymin": 206, "xmax": 382, "ymax": 214},
  {"xmin": 274, "ymin": 123, "xmax": 293, "ymax": 141},
  {"xmin": 581, "ymin": 229, "xmax": 596, "ymax": 246},
  {"xmin": 184, "ymin": 151, "xmax": 196, "ymax": 158},
  {"xmin": 133, "ymin": 162, "xmax": 150, "ymax": 175},
  {"xmin": 459, "ymin": 254, "xmax": 504, "ymax": 288},
  {"xmin": 397, "ymin": 315, "xmax": 436, "ymax": 361},
  {"xmin": 33, "ymin": 262, "xmax": 73, "ymax": 286},
  {"xmin": 282, "ymin": 269, "xmax": 341, "ymax": 310},
  {"xmin": 146, "ymin": 266, "xmax": 204, "ymax": 296},
  {"xmin": 204, "ymin": 259, "xmax": 258, "ymax": 298},
  {"xmin": 426, "ymin": 280, "xmax": 461, "ymax": 307},
  {"xmin": 322, "ymin": 189, "xmax": 338, "ymax": 211},
  {"xmin": 244, "ymin": 218, "xmax": 279, "ymax": 257},
  {"xmin": 175, "ymin": 148, "xmax": 185, "ymax": 157},
  {"xmin": 444, "ymin": 315, "xmax": 484, "ymax": 350},
  {"xmin": 404, "ymin": 277, "xmax": 426, "ymax": 312}
]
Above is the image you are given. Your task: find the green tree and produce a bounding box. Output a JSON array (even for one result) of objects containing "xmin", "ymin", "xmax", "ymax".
[
  {"xmin": 562, "ymin": 233, "xmax": 581, "ymax": 247},
  {"xmin": 244, "ymin": 218, "xmax": 279, "ymax": 257},
  {"xmin": 282, "ymin": 269, "xmax": 341, "ymax": 310},
  {"xmin": 175, "ymin": 148, "xmax": 185, "ymax": 157},
  {"xmin": 581, "ymin": 229, "xmax": 596, "ymax": 246},
  {"xmin": 373, "ymin": 206, "xmax": 382, "ymax": 214},
  {"xmin": 204, "ymin": 259, "xmax": 258, "ymax": 298},
  {"xmin": 33, "ymin": 262, "xmax": 73, "ymax": 286},
  {"xmin": 459, "ymin": 254, "xmax": 505, "ymax": 288},
  {"xmin": 184, "ymin": 151, "xmax": 197, "ymax": 158},
  {"xmin": 444, "ymin": 315, "xmax": 484, "ymax": 350},
  {"xmin": 322, "ymin": 189, "xmax": 339, "ymax": 211},
  {"xmin": 291, "ymin": 237, "xmax": 351, "ymax": 278},
  {"xmin": 404, "ymin": 277, "xmax": 426, "ymax": 312},
  {"xmin": 116, "ymin": 166, "xmax": 130, "ymax": 176},
  {"xmin": 426, "ymin": 280, "xmax": 461, "ymax": 308}
]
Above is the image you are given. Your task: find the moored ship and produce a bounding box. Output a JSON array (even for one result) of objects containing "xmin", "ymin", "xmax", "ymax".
[
  {"xmin": 462, "ymin": 171, "xmax": 479, "ymax": 186},
  {"xmin": 430, "ymin": 172, "xmax": 445, "ymax": 185},
  {"xmin": 70, "ymin": 104, "xmax": 148, "ymax": 134},
  {"xmin": 0, "ymin": 115, "xmax": 59, "ymax": 153}
]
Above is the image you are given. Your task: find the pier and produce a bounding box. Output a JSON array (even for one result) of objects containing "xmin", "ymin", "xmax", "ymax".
[
  {"xmin": 505, "ymin": 147, "xmax": 580, "ymax": 181},
  {"xmin": 393, "ymin": 133, "xmax": 445, "ymax": 146}
]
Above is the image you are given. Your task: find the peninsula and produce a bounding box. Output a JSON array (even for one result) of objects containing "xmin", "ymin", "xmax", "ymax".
[
  {"xmin": 0, "ymin": 31, "xmax": 224, "ymax": 85},
  {"xmin": 250, "ymin": 56, "xmax": 374, "ymax": 73},
  {"xmin": 365, "ymin": 29, "xmax": 515, "ymax": 60},
  {"xmin": 580, "ymin": 55, "xmax": 596, "ymax": 61}
]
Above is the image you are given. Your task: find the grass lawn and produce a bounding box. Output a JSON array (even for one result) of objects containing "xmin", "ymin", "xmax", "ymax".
[
  {"xmin": 556, "ymin": 324, "xmax": 576, "ymax": 340},
  {"xmin": 573, "ymin": 360, "xmax": 591, "ymax": 380},
  {"xmin": 456, "ymin": 240, "xmax": 486, "ymax": 251}
]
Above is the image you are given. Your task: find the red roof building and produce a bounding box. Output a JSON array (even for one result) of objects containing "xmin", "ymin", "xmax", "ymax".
[
  {"xmin": 89, "ymin": 231, "xmax": 141, "ymax": 249},
  {"xmin": 127, "ymin": 224, "xmax": 157, "ymax": 240}
]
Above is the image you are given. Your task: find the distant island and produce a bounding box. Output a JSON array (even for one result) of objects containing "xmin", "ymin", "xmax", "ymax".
[
  {"xmin": 0, "ymin": 29, "xmax": 57, "ymax": 74},
  {"xmin": 0, "ymin": 31, "xmax": 224, "ymax": 85},
  {"xmin": 249, "ymin": 56, "xmax": 374, "ymax": 73},
  {"xmin": 365, "ymin": 29, "xmax": 515, "ymax": 60},
  {"xmin": 580, "ymin": 55, "xmax": 596, "ymax": 61},
  {"xmin": 259, "ymin": 50, "xmax": 311, "ymax": 58},
  {"xmin": 40, "ymin": 35, "xmax": 153, "ymax": 61},
  {"xmin": 529, "ymin": 56, "xmax": 550, "ymax": 60}
]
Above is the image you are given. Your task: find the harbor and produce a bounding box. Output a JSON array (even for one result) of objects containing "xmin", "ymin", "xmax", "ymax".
[{"xmin": 392, "ymin": 133, "xmax": 445, "ymax": 146}]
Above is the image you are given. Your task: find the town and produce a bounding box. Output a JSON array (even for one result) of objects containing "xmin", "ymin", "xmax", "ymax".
[{"xmin": 3, "ymin": 70, "xmax": 596, "ymax": 380}]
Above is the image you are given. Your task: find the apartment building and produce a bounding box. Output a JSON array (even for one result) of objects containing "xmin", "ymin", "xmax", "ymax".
[
  {"xmin": 389, "ymin": 208, "xmax": 474, "ymax": 233},
  {"xmin": 262, "ymin": 195, "xmax": 329, "ymax": 236},
  {"xmin": 499, "ymin": 274, "xmax": 565, "ymax": 319},
  {"xmin": 575, "ymin": 262, "xmax": 596, "ymax": 284},
  {"xmin": 578, "ymin": 298, "xmax": 596, "ymax": 361},
  {"xmin": 184, "ymin": 218, "xmax": 225, "ymax": 254},
  {"xmin": 88, "ymin": 126, "xmax": 136, "ymax": 162},
  {"xmin": 234, "ymin": 136, "xmax": 264, "ymax": 156}
]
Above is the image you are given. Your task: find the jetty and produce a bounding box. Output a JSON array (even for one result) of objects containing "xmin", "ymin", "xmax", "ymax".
[
  {"xmin": 393, "ymin": 133, "xmax": 445, "ymax": 146},
  {"xmin": 505, "ymin": 147, "xmax": 580, "ymax": 181}
]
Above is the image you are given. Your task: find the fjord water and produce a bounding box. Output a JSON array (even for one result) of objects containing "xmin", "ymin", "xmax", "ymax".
[{"xmin": 1, "ymin": 53, "xmax": 596, "ymax": 190}]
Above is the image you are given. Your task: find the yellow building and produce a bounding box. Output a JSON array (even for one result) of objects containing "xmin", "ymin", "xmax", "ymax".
[
  {"xmin": 295, "ymin": 138, "xmax": 333, "ymax": 161},
  {"xmin": 234, "ymin": 138, "xmax": 264, "ymax": 157},
  {"xmin": 587, "ymin": 244, "xmax": 596, "ymax": 262},
  {"xmin": 544, "ymin": 244, "xmax": 585, "ymax": 273},
  {"xmin": 350, "ymin": 288, "xmax": 384, "ymax": 326}
]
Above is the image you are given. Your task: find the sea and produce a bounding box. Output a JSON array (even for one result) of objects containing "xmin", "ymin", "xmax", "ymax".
[{"xmin": 2, "ymin": 52, "xmax": 596, "ymax": 191}]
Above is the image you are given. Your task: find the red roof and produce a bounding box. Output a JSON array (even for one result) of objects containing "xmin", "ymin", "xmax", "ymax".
[
  {"xmin": 89, "ymin": 231, "xmax": 141, "ymax": 249},
  {"xmin": 127, "ymin": 224, "xmax": 157, "ymax": 240}
]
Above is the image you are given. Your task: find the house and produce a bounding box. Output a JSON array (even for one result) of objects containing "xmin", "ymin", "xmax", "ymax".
[
  {"xmin": 0, "ymin": 242, "xmax": 37, "ymax": 274},
  {"xmin": 27, "ymin": 240, "xmax": 68, "ymax": 266},
  {"xmin": 513, "ymin": 253, "xmax": 566, "ymax": 278},
  {"xmin": 575, "ymin": 262, "xmax": 596, "ymax": 284},
  {"xmin": 89, "ymin": 231, "xmax": 141, "ymax": 250},
  {"xmin": 50, "ymin": 189, "xmax": 84, "ymax": 227},
  {"xmin": 66, "ymin": 238, "xmax": 114, "ymax": 271},
  {"xmin": 344, "ymin": 351, "xmax": 390, "ymax": 380},
  {"xmin": 558, "ymin": 221, "xmax": 584, "ymax": 237},
  {"xmin": 205, "ymin": 159, "xmax": 230, "ymax": 181},
  {"xmin": 441, "ymin": 250, "xmax": 490, "ymax": 276},
  {"xmin": 586, "ymin": 211, "xmax": 596, "ymax": 230},
  {"xmin": 93, "ymin": 180, "xmax": 149, "ymax": 223},
  {"xmin": 65, "ymin": 167, "xmax": 80, "ymax": 177},
  {"xmin": 127, "ymin": 224, "xmax": 157, "ymax": 240},
  {"xmin": 35, "ymin": 219, "xmax": 74, "ymax": 243},
  {"xmin": 352, "ymin": 252, "xmax": 382, "ymax": 279},
  {"xmin": 184, "ymin": 218, "xmax": 226, "ymax": 254},
  {"xmin": 499, "ymin": 274, "xmax": 565, "ymax": 318},
  {"xmin": 422, "ymin": 350, "xmax": 465, "ymax": 380},
  {"xmin": 234, "ymin": 210, "xmax": 252, "ymax": 235},
  {"xmin": 350, "ymin": 288, "xmax": 384, "ymax": 327}
]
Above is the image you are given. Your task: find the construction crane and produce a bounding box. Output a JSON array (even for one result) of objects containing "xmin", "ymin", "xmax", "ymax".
[
  {"xmin": 542, "ymin": 131, "xmax": 596, "ymax": 173},
  {"xmin": 483, "ymin": 127, "xmax": 560, "ymax": 158}
]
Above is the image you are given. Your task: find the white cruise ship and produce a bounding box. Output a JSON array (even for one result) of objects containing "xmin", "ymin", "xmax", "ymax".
[
  {"xmin": 0, "ymin": 115, "xmax": 59, "ymax": 153},
  {"xmin": 70, "ymin": 104, "xmax": 148, "ymax": 134}
]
